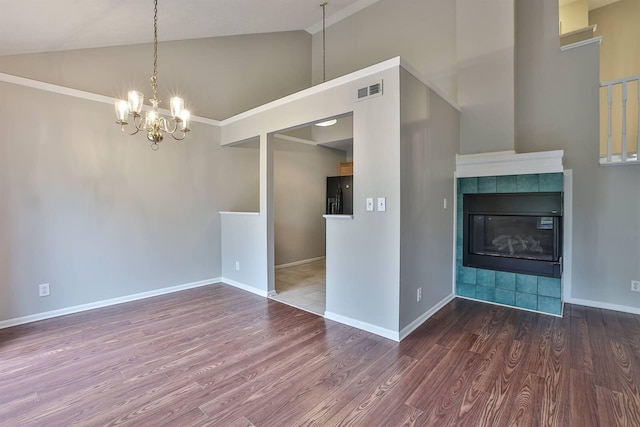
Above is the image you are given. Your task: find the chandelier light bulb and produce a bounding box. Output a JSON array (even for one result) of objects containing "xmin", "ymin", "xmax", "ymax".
[
  {"xmin": 179, "ymin": 110, "xmax": 191, "ymax": 131},
  {"xmin": 170, "ymin": 97, "xmax": 184, "ymax": 119},
  {"xmin": 115, "ymin": 100, "xmax": 129, "ymax": 124},
  {"xmin": 127, "ymin": 91, "xmax": 144, "ymax": 115}
]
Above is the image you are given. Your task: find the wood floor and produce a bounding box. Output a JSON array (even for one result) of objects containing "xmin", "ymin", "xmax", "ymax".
[{"xmin": 1, "ymin": 284, "xmax": 639, "ymax": 426}]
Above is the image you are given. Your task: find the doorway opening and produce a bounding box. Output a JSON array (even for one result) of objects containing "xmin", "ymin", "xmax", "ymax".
[{"xmin": 269, "ymin": 114, "xmax": 353, "ymax": 315}]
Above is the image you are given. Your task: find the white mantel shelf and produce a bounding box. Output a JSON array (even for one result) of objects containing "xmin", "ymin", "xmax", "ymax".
[{"xmin": 456, "ymin": 150, "xmax": 564, "ymax": 178}]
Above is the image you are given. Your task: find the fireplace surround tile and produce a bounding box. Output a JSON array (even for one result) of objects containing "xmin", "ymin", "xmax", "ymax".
[
  {"xmin": 478, "ymin": 176, "xmax": 497, "ymax": 193},
  {"xmin": 495, "ymin": 288, "xmax": 515, "ymax": 306},
  {"xmin": 477, "ymin": 269, "xmax": 496, "ymax": 287},
  {"xmin": 516, "ymin": 174, "xmax": 540, "ymax": 192},
  {"xmin": 539, "ymin": 173, "xmax": 563, "ymax": 192},
  {"xmin": 496, "ymin": 175, "xmax": 517, "ymax": 192},
  {"xmin": 456, "ymin": 172, "xmax": 564, "ymax": 316},
  {"xmin": 457, "ymin": 266, "xmax": 477, "ymax": 284},
  {"xmin": 495, "ymin": 272, "xmax": 516, "ymax": 291},
  {"xmin": 537, "ymin": 295, "xmax": 562, "ymax": 315},
  {"xmin": 460, "ymin": 177, "xmax": 478, "ymax": 194},
  {"xmin": 515, "ymin": 292, "xmax": 537, "ymax": 310},
  {"xmin": 516, "ymin": 274, "xmax": 538, "ymax": 294},
  {"xmin": 458, "ymin": 282, "xmax": 476, "ymax": 298},
  {"xmin": 476, "ymin": 286, "xmax": 495, "ymax": 302},
  {"xmin": 538, "ymin": 277, "xmax": 561, "ymax": 298}
]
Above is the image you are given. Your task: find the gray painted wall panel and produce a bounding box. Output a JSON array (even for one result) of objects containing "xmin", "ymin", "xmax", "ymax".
[
  {"xmin": 515, "ymin": 0, "xmax": 640, "ymax": 309},
  {"xmin": 399, "ymin": 69, "xmax": 459, "ymax": 330}
]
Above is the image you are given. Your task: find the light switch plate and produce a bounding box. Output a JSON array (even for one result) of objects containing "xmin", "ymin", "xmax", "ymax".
[
  {"xmin": 377, "ymin": 197, "xmax": 386, "ymax": 212},
  {"xmin": 366, "ymin": 198, "xmax": 374, "ymax": 211}
]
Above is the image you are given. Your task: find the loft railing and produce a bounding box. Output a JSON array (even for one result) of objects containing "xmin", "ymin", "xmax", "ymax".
[{"xmin": 600, "ymin": 75, "xmax": 640, "ymax": 165}]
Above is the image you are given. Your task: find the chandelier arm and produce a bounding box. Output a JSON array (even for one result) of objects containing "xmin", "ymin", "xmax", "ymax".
[
  {"xmin": 170, "ymin": 130, "xmax": 187, "ymax": 141},
  {"xmin": 132, "ymin": 114, "xmax": 147, "ymax": 132}
]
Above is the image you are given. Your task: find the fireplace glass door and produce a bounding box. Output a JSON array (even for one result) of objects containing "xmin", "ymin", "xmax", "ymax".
[{"xmin": 470, "ymin": 215, "xmax": 558, "ymax": 262}]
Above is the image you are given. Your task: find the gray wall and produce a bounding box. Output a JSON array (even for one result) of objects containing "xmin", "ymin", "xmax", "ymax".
[
  {"xmin": 515, "ymin": 0, "xmax": 640, "ymax": 309},
  {"xmin": 399, "ymin": 69, "xmax": 459, "ymax": 330},
  {"xmin": 312, "ymin": 0, "xmax": 514, "ymax": 155},
  {"xmin": 0, "ymin": 31, "xmax": 309, "ymax": 322},
  {"xmin": 312, "ymin": 0, "xmax": 457, "ymax": 98},
  {"xmin": 0, "ymin": 31, "xmax": 311, "ymax": 120},
  {"xmin": 274, "ymin": 139, "xmax": 346, "ymax": 266}
]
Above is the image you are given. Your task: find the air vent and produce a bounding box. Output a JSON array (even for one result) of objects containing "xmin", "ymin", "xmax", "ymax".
[{"xmin": 356, "ymin": 79, "xmax": 384, "ymax": 102}]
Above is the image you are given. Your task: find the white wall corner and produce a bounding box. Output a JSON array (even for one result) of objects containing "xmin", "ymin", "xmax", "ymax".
[
  {"xmin": 399, "ymin": 293, "xmax": 456, "ymax": 341},
  {"xmin": 221, "ymin": 278, "xmax": 270, "ymax": 298}
]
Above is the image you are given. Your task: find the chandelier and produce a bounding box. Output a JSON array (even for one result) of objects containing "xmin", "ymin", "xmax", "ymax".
[{"xmin": 114, "ymin": 0, "xmax": 190, "ymax": 150}]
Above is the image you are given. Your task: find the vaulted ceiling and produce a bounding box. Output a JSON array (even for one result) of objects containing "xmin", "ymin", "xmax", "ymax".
[{"xmin": 0, "ymin": 0, "xmax": 380, "ymax": 56}]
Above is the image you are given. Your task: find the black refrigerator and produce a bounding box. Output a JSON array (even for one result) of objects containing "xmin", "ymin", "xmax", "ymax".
[{"xmin": 326, "ymin": 175, "xmax": 353, "ymax": 215}]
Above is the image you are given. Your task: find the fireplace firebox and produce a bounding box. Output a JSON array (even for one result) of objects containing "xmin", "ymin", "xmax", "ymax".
[{"xmin": 463, "ymin": 192, "xmax": 563, "ymax": 278}]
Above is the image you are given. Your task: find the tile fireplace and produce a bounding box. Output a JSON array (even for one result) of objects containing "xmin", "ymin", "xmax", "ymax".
[{"xmin": 455, "ymin": 163, "xmax": 565, "ymax": 316}]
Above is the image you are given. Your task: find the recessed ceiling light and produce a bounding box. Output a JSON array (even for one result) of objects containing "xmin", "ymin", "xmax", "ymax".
[{"xmin": 315, "ymin": 119, "xmax": 338, "ymax": 127}]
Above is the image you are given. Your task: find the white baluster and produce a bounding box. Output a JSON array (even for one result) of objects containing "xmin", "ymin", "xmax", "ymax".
[
  {"xmin": 622, "ymin": 81, "xmax": 628, "ymax": 162},
  {"xmin": 607, "ymin": 84, "xmax": 613, "ymax": 163}
]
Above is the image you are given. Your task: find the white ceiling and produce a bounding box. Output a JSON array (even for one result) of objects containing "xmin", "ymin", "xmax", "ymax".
[{"xmin": 0, "ymin": 0, "xmax": 380, "ymax": 56}]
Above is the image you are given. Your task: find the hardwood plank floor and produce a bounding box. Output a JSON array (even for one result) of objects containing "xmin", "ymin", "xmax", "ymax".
[{"xmin": 1, "ymin": 285, "xmax": 640, "ymax": 426}]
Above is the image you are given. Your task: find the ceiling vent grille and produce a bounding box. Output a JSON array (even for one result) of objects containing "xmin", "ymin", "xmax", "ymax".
[{"xmin": 356, "ymin": 80, "xmax": 384, "ymax": 102}]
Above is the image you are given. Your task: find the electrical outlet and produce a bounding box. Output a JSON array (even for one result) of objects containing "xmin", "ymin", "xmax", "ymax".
[
  {"xmin": 632, "ymin": 280, "xmax": 640, "ymax": 292},
  {"xmin": 235, "ymin": 261, "xmax": 240, "ymax": 271},
  {"xmin": 417, "ymin": 287, "xmax": 422, "ymax": 302},
  {"xmin": 39, "ymin": 283, "xmax": 50, "ymax": 297}
]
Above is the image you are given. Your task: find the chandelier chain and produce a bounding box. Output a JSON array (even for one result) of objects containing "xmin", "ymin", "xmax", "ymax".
[
  {"xmin": 321, "ymin": 2, "xmax": 327, "ymax": 83},
  {"xmin": 151, "ymin": 0, "xmax": 159, "ymax": 100}
]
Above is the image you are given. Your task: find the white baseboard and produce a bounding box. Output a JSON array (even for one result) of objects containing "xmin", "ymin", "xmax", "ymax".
[
  {"xmin": 0, "ymin": 277, "xmax": 222, "ymax": 330},
  {"xmin": 221, "ymin": 278, "xmax": 269, "ymax": 298},
  {"xmin": 565, "ymin": 296, "xmax": 640, "ymax": 315},
  {"xmin": 399, "ymin": 293, "xmax": 456, "ymax": 341},
  {"xmin": 323, "ymin": 311, "xmax": 399, "ymax": 342},
  {"xmin": 275, "ymin": 256, "xmax": 325, "ymax": 270}
]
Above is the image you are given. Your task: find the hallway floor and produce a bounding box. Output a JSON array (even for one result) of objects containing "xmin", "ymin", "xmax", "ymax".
[{"xmin": 271, "ymin": 259, "xmax": 326, "ymax": 315}]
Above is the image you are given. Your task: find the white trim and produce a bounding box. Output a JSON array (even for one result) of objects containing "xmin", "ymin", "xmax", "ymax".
[
  {"xmin": 275, "ymin": 256, "xmax": 325, "ymax": 270},
  {"xmin": 305, "ymin": 0, "xmax": 383, "ymax": 34},
  {"xmin": 323, "ymin": 214, "xmax": 354, "ymax": 220},
  {"xmin": 220, "ymin": 278, "xmax": 269, "ymax": 298},
  {"xmin": 560, "ymin": 36, "xmax": 602, "ymax": 52},
  {"xmin": 456, "ymin": 296, "xmax": 564, "ymax": 318},
  {"xmin": 274, "ymin": 134, "xmax": 317, "ymax": 146},
  {"xmin": 399, "ymin": 293, "xmax": 455, "ymax": 341},
  {"xmin": 452, "ymin": 173, "xmax": 458, "ymax": 295},
  {"xmin": 562, "ymin": 170, "xmax": 573, "ymax": 302},
  {"xmin": 0, "ymin": 277, "xmax": 221, "ymax": 330},
  {"xmin": 219, "ymin": 211, "xmax": 259, "ymax": 216},
  {"xmin": 565, "ymin": 297, "xmax": 640, "ymax": 316},
  {"xmin": 456, "ymin": 150, "xmax": 564, "ymax": 178},
  {"xmin": 561, "ymin": 24, "xmax": 596, "ymax": 39},
  {"xmin": 324, "ymin": 311, "xmax": 399, "ymax": 342},
  {"xmin": 0, "ymin": 72, "xmax": 221, "ymax": 127}
]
